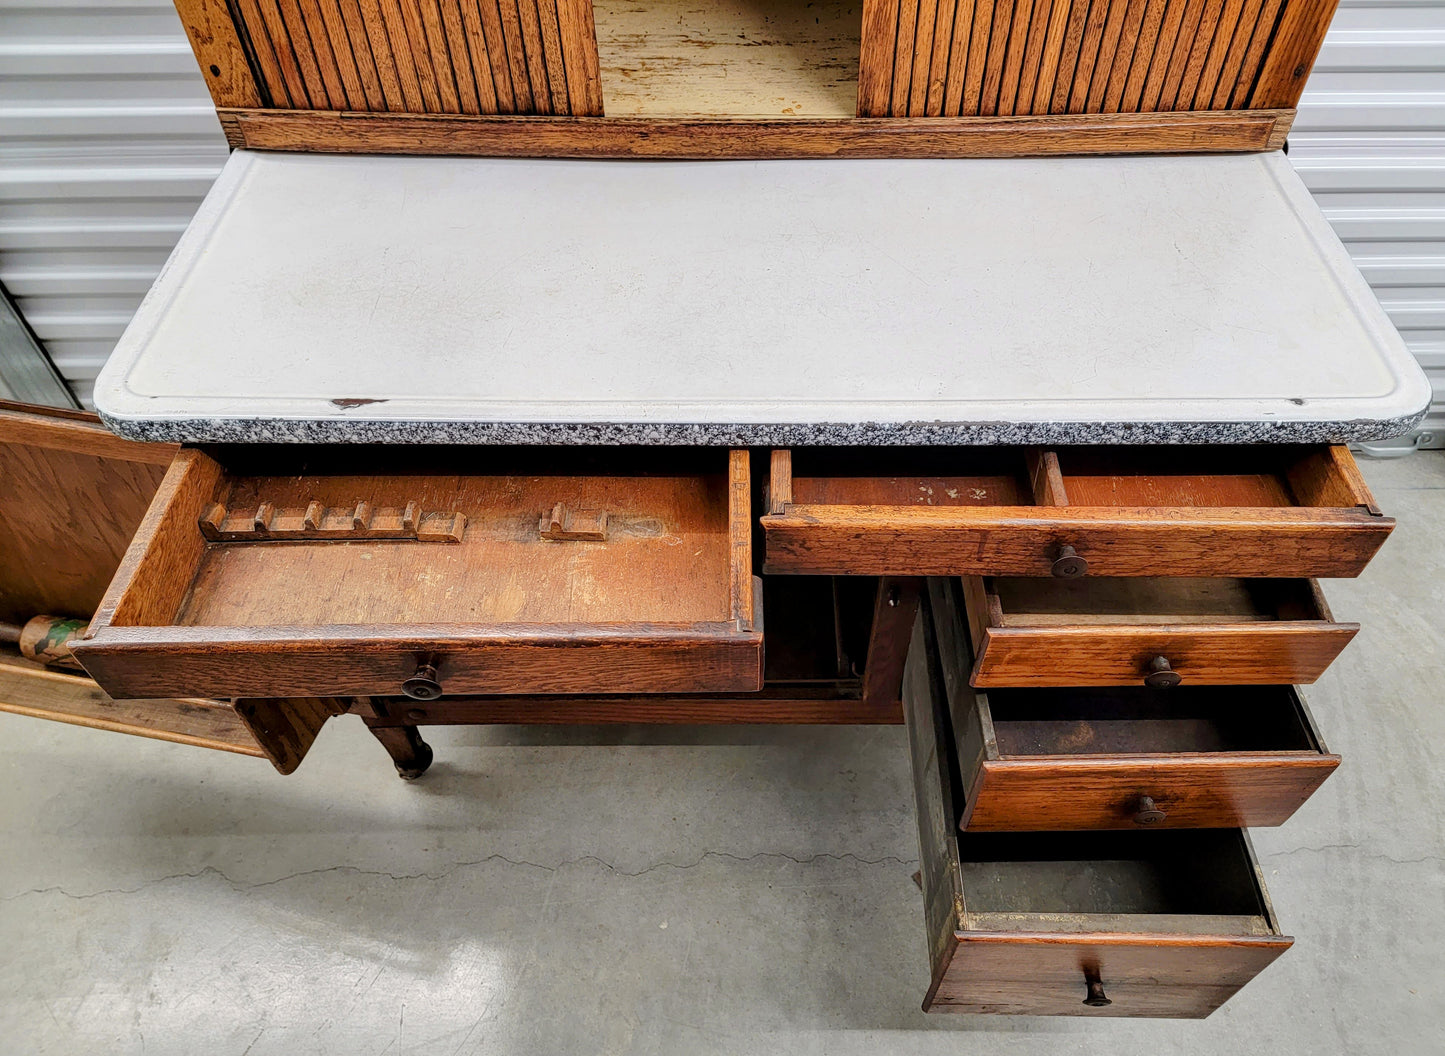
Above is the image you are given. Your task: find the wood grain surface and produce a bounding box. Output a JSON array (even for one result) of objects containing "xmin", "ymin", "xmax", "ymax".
[
  {"xmin": 75, "ymin": 448, "xmax": 764, "ymax": 700},
  {"xmin": 216, "ymin": 104, "xmax": 1292, "ymax": 155},
  {"xmin": 856, "ymin": 0, "xmax": 1319, "ymax": 118}
]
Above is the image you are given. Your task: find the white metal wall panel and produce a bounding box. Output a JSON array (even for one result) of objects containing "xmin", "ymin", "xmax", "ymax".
[
  {"xmin": 1292, "ymin": 0, "xmax": 1445, "ymax": 447},
  {"xmin": 0, "ymin": 0, "xmax": 228, "ymax": 406},
  {"xmin": 0, "ymin": 0, "xmax": 1441, "ymax": 433}
]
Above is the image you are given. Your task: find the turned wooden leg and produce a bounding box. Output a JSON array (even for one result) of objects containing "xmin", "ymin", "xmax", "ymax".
[{"xmin": 366, "ymin": 722, "xmax": 434, "ymax": 780}]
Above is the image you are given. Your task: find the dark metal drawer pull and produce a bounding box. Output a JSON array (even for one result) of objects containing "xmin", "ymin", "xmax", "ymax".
[
  {"xmin": 1144, "ymin": 655, "xmax": 1181, "ymax": 688},
  {"xmin": 402, "ymin": 654, "xmax": 443, "ymax": 700},
  {"xmin": 1133, "ymin": 795, "xmax": 1167, "ymax": 826},
  {"xmin": 1083, "ymin": 973, "xmax": 1112, "ymax": 1008},
  {"xmin": 1051, "ymin": 544, "xmax": 1087, "ymax": 578}
]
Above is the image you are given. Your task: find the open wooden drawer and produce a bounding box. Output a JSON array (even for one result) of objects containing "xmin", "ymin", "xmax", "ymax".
[
  {"xmin": 904, "ymin": 605, "xmax": 1292, "ymax": 1017},
  {"xmin": 762, "ymin": 445, "xmax": 1391, "ymax": 578},
  {"xmin": 73, "ymin": 446, "xmax": 762, "ymax": 700},
  {"xmin": 961, "ymin": 575, "xmax": 1357, "ymax": 687},
  {"xmin": 930, "ymin": 578, "xmax": 1338, "ymax": 829}
]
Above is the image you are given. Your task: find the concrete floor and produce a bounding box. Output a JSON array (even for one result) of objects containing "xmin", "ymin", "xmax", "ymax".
[{"xmin": 2, "ymin": 454, "xmax": 1443, "ymax": 1056}]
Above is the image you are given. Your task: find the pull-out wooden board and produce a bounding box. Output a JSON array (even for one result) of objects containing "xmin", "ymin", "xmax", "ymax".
[
  {"xmin": 764, "ymin": 445, "xmax": 1391, "ymax": 578},
  {"xmin": 903, "ymin": 598, "xmax": 1292, "ymax": 1017},
  {"xmin": 74, "ymin": 447, "xmax": 762, "ymax": 700},
  {"xmin": 930, "ymin": 578, "xmax": 1339, "ymax": 830},
  {"xmin": 961, "ymin": 575, "xmax": 1357, "ymax": 687}
]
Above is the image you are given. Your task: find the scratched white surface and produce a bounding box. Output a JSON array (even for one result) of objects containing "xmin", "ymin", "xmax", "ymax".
[{"xmin": 94, "ymin": 150, "xmax": 1430, "ymax": 433}]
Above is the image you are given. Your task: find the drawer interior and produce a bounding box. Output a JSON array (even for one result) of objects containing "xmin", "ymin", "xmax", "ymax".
[
  {"xmin": 112, "ymin": 446, "xmax": 747, "ymax": 632},
  {"xmin": 958, "ymin": 829, "xmax": 1277, "ymax": 936},
  {"xmin": 761, "ymin": 575, "xmax": 876, "ymax": 685},
  {"xmin": 778, "ymin": 445, "xmax": 1377, "ymax": 512},
  {"xmin": 988, "ymin": 577, "xmax": 1327, "ymax": 627},
  {"xmin": 787, "ymin": 448, "xmax": 1037, "ymax": 508},
  {"xmin": 594, "ymin": 0, "xmax": 862, "ymax": 118},
  {"xmin": 1052, "ymin": 446, "xmax": 1372, "ymax": 509},
  {"xmin": 983, "ymin": 685, "xmax": 1323, "ymax": 757}
]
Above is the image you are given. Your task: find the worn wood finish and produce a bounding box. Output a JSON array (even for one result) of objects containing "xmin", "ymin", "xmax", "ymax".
[
  {"xmin": 0, "ymin": 652, "xmax": 265, "ymax": 757},
  {"xmin": 232, "ymin": 696, "xmax": 349, "ymax": 774},
  {"xmin": 927, "ymin": 577, "xmax": 1340, "ymax": 829},
  {"xmin": 862, "ymin": 577, "xmax": 923, "ymax": 708},
  {"xmin": 216, "ymin": 104, "xmax": 1292, "ymax": 156},
  {"xmin": 857, "ymin": 0, "xmax": 1320, "ymax": 118},
  {"xmin": 220, "ymin": 0, "xmax": 603, "ymax": 115},
  {"xmin": 905, "ymin": 625, "xmax": 1292, "ymax": 1015},
  {"xmin": 762, "ymin": 445, "xmax": 1391, "ymax": 578},
  {"xmin": 75, "ymin": 447, "xmax": 763, "ymax": 700},
  {"xmin": 0, "ymin": 404, "xmax": 174, "ymax": 627},
  {"xmin": 966, "ymin": 576, "xmax": 1359, "ymax": 686}
]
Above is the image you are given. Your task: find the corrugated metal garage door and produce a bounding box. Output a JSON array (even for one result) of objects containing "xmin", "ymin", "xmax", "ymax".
[
  {"xmin": 1, "ymin": 0, "xmax": 1442, "ymax": 440},
  {"xmin": 1292, "ymin": 0, "xmax": 1445, "ymax": 448},
  {"xmin": 0, "ymin": 0, "xmax": 227, "ymax": 407}
]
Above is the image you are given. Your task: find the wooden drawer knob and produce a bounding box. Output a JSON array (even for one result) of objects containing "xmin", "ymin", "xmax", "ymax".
[
  {"xmin": 402, "ymin": 654, "xmax": 443, "ymax": 701},
  {"xmin": 1051, "ymin": 544, "xmax": 1087, "ymax": 578},
  {"xmin": 1133, "ymin": 795, "xmax": 1167, "ymax": 826},
  {"xmin": 1083, "ymin": 974, "xmax": 1112, "ymax": 1008},
  {"xmin": 1144, "ymin": 655, "xmax": 1181, "ymax": 688}
]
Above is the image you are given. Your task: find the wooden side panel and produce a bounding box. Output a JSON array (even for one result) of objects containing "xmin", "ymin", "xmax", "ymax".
[
  {"xmin": 857, "ymin": 0, "xmax": 1320, "ymax": 119},
  {"xmin": 0, "ymin": 653, "xmax": 264, "ymax": 758},
  {"xmin": 174, "ymin": 0, "xmax": 265, "ymax": 107},
  {"xmin": 901, "ymin": 594, "xmax": 970, "ymax": 1004},
  {"xmin": 970, "ymin": 622, "xmax": 1360, "ymax": 686},
  {"xmin": 0, "ymin": 404, "xmax": 174, "ymax": 627},
  {"xmin": 226, "ymin": 0, "xmax": 603, "ymax": 114}
]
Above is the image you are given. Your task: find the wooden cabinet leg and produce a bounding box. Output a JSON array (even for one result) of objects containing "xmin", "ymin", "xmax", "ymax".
[{"xmin": 365, "ymin": 722, "xmax": 434, "ymax": 780}]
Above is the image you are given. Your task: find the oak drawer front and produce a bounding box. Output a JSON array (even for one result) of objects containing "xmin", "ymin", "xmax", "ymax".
[
  {"xmin": 930, "ymin": 578, "xmax": 1339, "ymax": 830},
  {"xmin": 964, "ymin": 576, "xmax": 1357, "ymax": 688},
  {"xmin": 762, "ymin": 445, "xmax": 1391, "ymax": 578},
  {"xmin": 73, "ymin": 447, "xmax": 762, "ymax": 700},
  {"xmin": 903, "ymin": 617, "xmax": 1291, "ymax": 1018}
]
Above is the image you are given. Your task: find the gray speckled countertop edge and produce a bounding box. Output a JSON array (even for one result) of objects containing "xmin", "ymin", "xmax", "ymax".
[{"xmin": 98, "ymin": 407, "xmax": 1430, "ymax": 446}]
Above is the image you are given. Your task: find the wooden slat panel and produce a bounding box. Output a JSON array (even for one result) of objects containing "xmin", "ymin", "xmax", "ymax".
[
  {"xmin": 1119, "ymin": 0, "xmax": 1166, "ymax": 111},
  {"xmin": 1227, "ymin": 0, "xmax": 1284, "ymax": 109},
  {"xmin": 1251, "ymin": 0, "xmax": 1337, "ymax": 109},
  {"xmin": 1098, "ymin": 0, "xmax": 1148, "ymax": 112},
  {"xmin": 1153, "ymin": 0, "xmax": 1207, "ymax": 109},
  {"xmin": 1173, "ymin": 0, "xmax": 1225, "ymax": 110},
  {"xmin": 475, "ymin": 0, "xmax": 520, "ymax": 112},
  {"xmin": 962, "ymin": 0, "xmax": 996, "ymax": 115},
  {"xmin": 174, "ymin": 0, "xmax": 265, "ymax": 108},
  {"xmin": 940, "ymin": 0, "xmax": 978, "ymax": 115},
  {"xmin": 228, "ymin": 0, "xmax": 598, "ymax": 115},
  {"xmin": 977, "ymin": 0, "xmax": 1016, "ymax": 115},
  {"xmin": 1067, "ymin": 0, "xmax": 1111, "ymax": 113},
  {"xmin": 278, "ymin": 1, "xmax": 336, "ymax": 106},
  {"xmin": 314, "ymin": 0, "xmax": 368, "ymax": 108},
  {"xmin": 926, "ymin": 0, "xmax": 960, "ymax": 114},
  {"xmin": 857, "ymin": 0, "xmax": 901, "ymax": 116},
  {"xmin": 995, "ymin": 0, "xmax": 1036, "ymax": 115},
  {"xmin": 908, "ymin": 0, "xmax": 940, "ymax": 114},
  {"xmin": 1208, "ymin": 0, "xmax": 1265, "ymax": 109},
  {"xmin": 1013, "ymin": 0, "xmax": 1055, "ymax": 115},
  {"xmin": 1192, "ymin": 0, "xmax": 1247, "ymax": 110},
  {"xmin": 892, "ymin": 0, "xmax": 920, "ymax": 114},
  {"xmin": 1049, "ymin": 0, "xmax": 1091, "ymax": 113},
  {"xmin": 457, "ymin": 0, "xmax": 503, "ymax": 113}
]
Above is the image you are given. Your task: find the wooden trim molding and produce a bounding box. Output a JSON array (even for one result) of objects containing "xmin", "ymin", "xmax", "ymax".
[{"xmin": 217, "ymin": 107, "xmax": 1294, "ymax": 159}]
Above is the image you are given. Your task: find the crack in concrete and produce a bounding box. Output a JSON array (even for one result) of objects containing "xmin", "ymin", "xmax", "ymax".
[
  {"xmin": 1268, "ymin": 843, "xmax": 1444, "ymax": 866},
  {"xmin": 0, "ymin": 849, "xmax": 921, "ymax": 903}
]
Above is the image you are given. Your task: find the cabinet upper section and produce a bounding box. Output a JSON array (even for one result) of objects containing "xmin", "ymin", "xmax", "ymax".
[{"xmin": 175, "ymin": 0, "xmax": 1340, "ymax": 157}]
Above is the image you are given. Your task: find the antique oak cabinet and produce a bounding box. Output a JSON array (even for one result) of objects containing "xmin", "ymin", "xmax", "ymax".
[{"xmin": 0, "ymin": 0, "xmax": 1431, "ymax": 1020}]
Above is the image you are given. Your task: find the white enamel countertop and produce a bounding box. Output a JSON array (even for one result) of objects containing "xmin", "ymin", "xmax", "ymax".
[{"xmin": 93, "ymin": 150, "xmax": 1430, "ymax": 444}]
